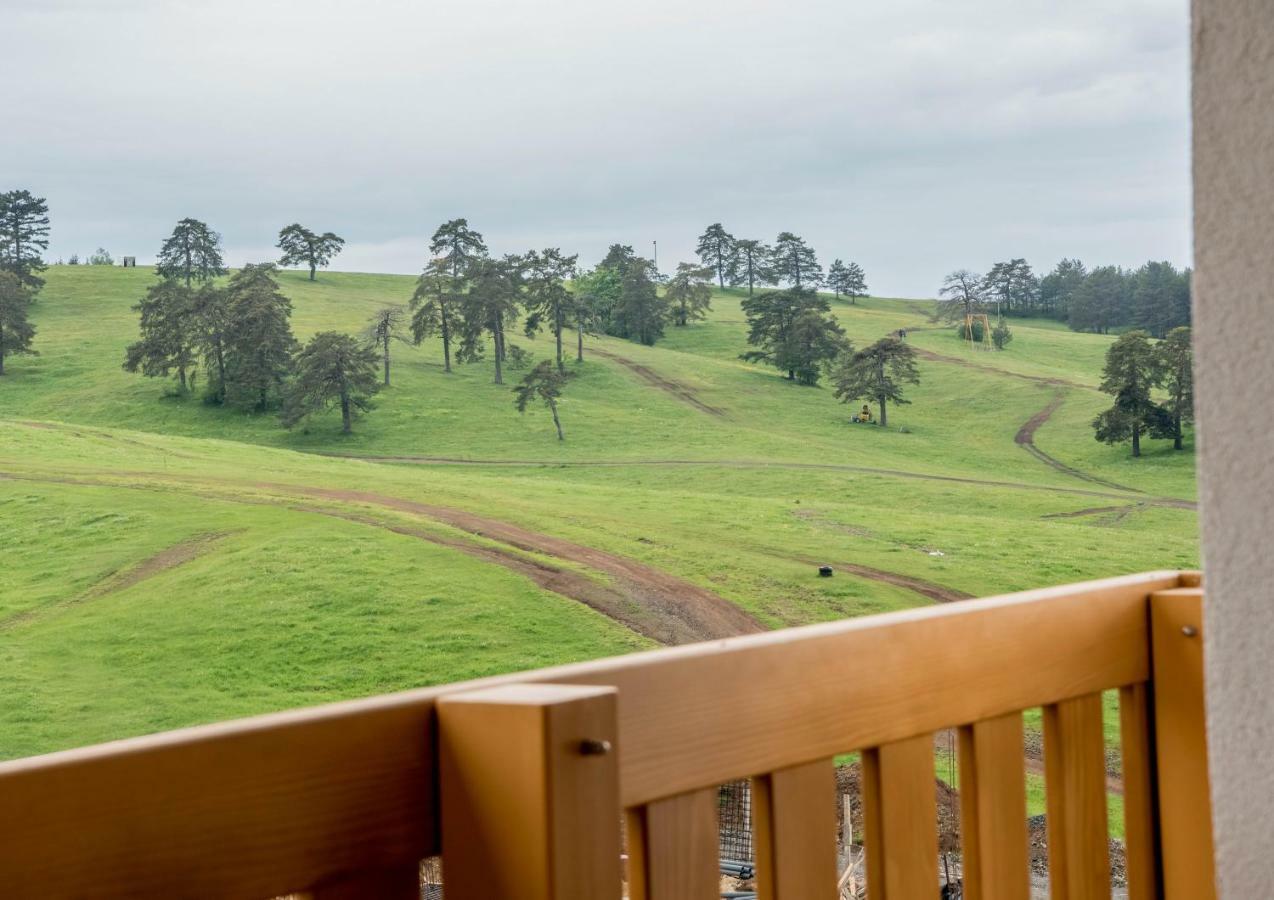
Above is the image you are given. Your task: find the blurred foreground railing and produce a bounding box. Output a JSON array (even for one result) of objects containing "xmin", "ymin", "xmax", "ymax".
[{"xmin": 0, "ymin": 571, "xmax": 1213, "ymax": 899}]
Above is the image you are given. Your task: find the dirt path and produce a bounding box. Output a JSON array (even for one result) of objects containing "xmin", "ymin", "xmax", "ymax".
[
  {"xmin": 1042, "ymin": 503, "xmax": 1148, "ymax": 524},
  {"xmin": 264, "ymin": 483, "xmax": 763, "ymax": 643},
  {"xmin": 0, "ymin": 470, "xmax": 762, "ymax": 645},
  {"xmin": 791, "ymin": 555, "xmax": 970, "ymax": 604},
  {"xmin": 911, "ymin": 346, "xmax": 1095, "ymax": 392},
  {"xmin": 1015, "ymin": 394, "xmax": 1144, "ymax": 493},
  {"xmin": 323, "ymin": 452, "xmax": 1197, "ymax": 510},
  {"xmin": 0, "ymin": 531, "xmax": 231, "ymax": 630},
  {"xmin": 592, "ymin": 347, "xmax": 727, "ymax": 416}
]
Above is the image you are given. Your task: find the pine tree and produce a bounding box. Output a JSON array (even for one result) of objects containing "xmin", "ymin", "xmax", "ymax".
[
  {"xmin": 695, "ymin": 224, "xmax": 737, "ymax": 289},
  {"xmin": 189, "ymin": 283, "xmax": 232, "ymax": 403},
  {"xmin": 364, "ymin": 305, "xmax": 409, "ymax": 386},
  {"xmin": 277, "ymin": 224, "xmax": 345, "ymax": 281},
  {"xmin": 1093, "ymin": 330, "xmax": 1167, "ymax": 457},
  {"xmin": 155, "ymin": 218, "xmax": 226, "ymax": 287},
  {"xmin": 1154, "ymin": 326, "xmax": 1193, "ymax": 450},
  {"xmin": 0, "ymin": 190, "xmax": 51, "ymax": 292},
  {"xmin": 513, "ymin": 359, "xmax": 574, "ymax": 441},
  {"xmin": 733, "ymin": 240, "xmax": 771, "ymax": 296},
  {"xmin": 843, "ymin": 262, "xmax": 868, "ymax": 303},
  {"xmin": 770, "ymin": 232, "xmax": 822, "ymax": 287},
  {"xmin": 0, "ymin": 272, "xmax": 37, "ymax": 375},
  {"xmin": 522, "ymin": 248, "xmax": 579, "ymax": 372},
  {"xmin": 607, "ymin": 257, "xmax": 667, "ymax": 346},
  {"xmin": 1039, "ymin": 259, "xmax": 1086, "ymax": 320},
  {"xmin": 123, "ymin": 279, "xmax": 199, "ymax": 392},
  {"xmin": 427, "ymin": 219, "xmax": 488, "ymax": 371},
  {"xmin": 410, "ymin": 258, "xmax": 457, "ymax": 373},
  {"xmin": 458, "ymin": 255, "xmax": 524, "ymax": 384},
  {"xmin": 740, "ymin": 287, "xmax": 843, "ymax": 384},
  {"xmin": 827, "ymin": 259, "xmax": 849, "ymax": 299},
  {"xmin": 664, "ymin": 263, "xmax": 714, "ymax": 326},
  {"xmin": 282, "ymin": 332, "xmax": 380, "ymax": 433},
  {"xmin": 571, "ymin": 267, "xmax": 621, "ymax": 360},
  {"xmin": 831, "ymin": 337, "xmax": 920, "ymax": 427},
  {"xmin": 221, "ymin": 264, "xmax": 297, "ymax": 411}
]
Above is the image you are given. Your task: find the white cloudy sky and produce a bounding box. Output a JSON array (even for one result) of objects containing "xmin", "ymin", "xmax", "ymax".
[{"xmin": 3, "ymin": 0, "xmax": 1190, "ymax": 297}]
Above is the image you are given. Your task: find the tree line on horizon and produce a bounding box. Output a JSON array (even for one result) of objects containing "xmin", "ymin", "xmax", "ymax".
[{"xmin": 938, "ymin": 257, "xmax": 1191, "ymax": 338}]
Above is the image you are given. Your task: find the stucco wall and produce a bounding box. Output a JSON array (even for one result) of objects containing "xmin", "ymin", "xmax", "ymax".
[{"xmin": 1192, "ymin": 1, "xmax": 1274, "ymax": 894}]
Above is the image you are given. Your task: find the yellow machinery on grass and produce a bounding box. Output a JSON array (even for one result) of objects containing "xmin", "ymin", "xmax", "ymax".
[{"xmin": 852, "ymin": 404, "xmax": 874, "ymax": 424}]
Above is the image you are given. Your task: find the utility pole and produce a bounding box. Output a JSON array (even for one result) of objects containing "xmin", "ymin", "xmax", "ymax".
[{"xmin": 652, "ymin": 240, "xmax": 657, "ymax": 274}]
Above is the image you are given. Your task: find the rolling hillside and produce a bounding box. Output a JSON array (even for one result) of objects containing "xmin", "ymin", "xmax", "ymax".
[{"xmin": 0, "ymin": 265, "xmax": 1198, "ymax": 761}]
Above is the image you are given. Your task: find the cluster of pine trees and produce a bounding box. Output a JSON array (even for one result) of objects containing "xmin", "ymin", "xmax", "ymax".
[
  {"xmin": 693, "ymin": 223, "xmax": 867, "ymax": 301},
  {"xmin": 0, "ymin": 189, "xmax": 49, "ymax": 374},
  {"xmin": 124, "ymin": 218, "xmax": 381, "ymax": 433},
  {"xmin": 938, "ymin": 258, "xmax": 1191, "ymax": 336},
  {"xmin": 1094, "ymin": 328, "xmax": 1194, "ymax": 456}
]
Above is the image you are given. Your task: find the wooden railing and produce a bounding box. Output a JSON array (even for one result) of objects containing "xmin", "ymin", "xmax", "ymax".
[{"xmin": 0, "ymin": 571, "xmax": 1213, "ymax": 899}]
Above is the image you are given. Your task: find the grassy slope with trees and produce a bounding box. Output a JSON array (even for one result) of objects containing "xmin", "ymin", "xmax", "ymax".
[{"xmin": 0, "ymin": 265, "xmax": 1197, "ymax": 762}]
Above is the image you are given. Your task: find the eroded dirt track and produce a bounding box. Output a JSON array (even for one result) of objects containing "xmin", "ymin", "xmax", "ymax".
[
  {"xmin": 1014, "ymin": 393, "xmax": 1144, "ymax": 493},
  {"xmin": 0, "ymin": 471, "xmax": 763, "ymax": 645},
  {"xmin": 592, "ymin": 347, "xmax": 727, "ymax": 416}
]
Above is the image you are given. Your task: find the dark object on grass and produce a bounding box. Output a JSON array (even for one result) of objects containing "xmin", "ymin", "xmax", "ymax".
[{"xmin": 819, "ymin": 565, "xmax": 834, "ymax": 577}]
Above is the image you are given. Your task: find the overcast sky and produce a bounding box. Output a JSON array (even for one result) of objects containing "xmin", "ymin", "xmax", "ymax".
[{"xmin": 4, "ymin": 0, "xmax": 1189, "ymax": 297}]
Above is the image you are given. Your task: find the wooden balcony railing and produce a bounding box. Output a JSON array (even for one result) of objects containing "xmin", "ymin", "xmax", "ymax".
[{"xmin": 0, "ymin": 571, "xmax": 1213, "ymax": 899}]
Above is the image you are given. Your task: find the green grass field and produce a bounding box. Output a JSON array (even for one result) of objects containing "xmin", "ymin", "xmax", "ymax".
[{"xmin": 0, "ymin": 265, "xmax": 1198, "ymax": 765}]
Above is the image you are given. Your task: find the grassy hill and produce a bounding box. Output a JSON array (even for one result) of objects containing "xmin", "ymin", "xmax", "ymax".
[{"xmin": 0, "ymin": 265, "xmax": 1198, "ymax": 763}]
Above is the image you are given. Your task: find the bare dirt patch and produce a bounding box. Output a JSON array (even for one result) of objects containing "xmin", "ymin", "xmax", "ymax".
[
  {"xmin": 271, "ymin": 485, "xmax": 763, "ymax": 643},
  {"xmin": 592, "ymin": 347, "xmax": 727, "ymax": 417},
  {"xmin": 298, "ymin": 506, "xmax": 740, "ymax": 645}
]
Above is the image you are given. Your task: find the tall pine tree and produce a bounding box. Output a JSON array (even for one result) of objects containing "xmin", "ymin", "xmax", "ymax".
[
  {"xmin": 156, "ymin": 218, "xmax": 227, "ymax": 286},
  {"xmin": 695, "ymin": 224, "xmax": 737, "ymax": 289},
  {"xmin": 221, "ymin": 264, "xmax": 297, "ymax": 411},
  {"xmin": 277, "ymin": 224, "xmax": 345, "ymax": 281},
  {"xmin": 0, "ymin": 190, "xmax": 51, "ymax": 292},
  {"xmin": 0, "ymin": 272, "xmax": 37, "ymax": 375},
  {"xmin": 282, "ymin": 332, "xmax": 380, "ymax": 433}
]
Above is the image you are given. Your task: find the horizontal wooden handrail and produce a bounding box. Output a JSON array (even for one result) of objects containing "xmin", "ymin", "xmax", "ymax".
[{"xmin": 0, "ymin": 570, "xmax": 1188, "ymax": 898}]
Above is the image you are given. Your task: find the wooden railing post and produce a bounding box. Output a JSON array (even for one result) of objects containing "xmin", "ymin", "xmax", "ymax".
[
  {"xmin": 958, "ymin": 713, "xmax": 1030, "ymax": 900},
  {"xmin": 1042, "ymin": 693, "xmax": 1111, "ymax": 900},
  {"xmin": 625, "ymin": 789, "xmax": 720, "ymax": 900},
  {"xmin": 861, "ymin": 734, "xmax": 939, "ymax": 900},
  {"xmin": 751, "ymin": 759, "xmax": 838, "ymax": 900},
  {"xmin": 438, "ymin": 683, "xmax": 622, "ymax": 900},
  {"xmin": 1150, "ymin": 587, "xmax": 1216, "ymax": 900}
]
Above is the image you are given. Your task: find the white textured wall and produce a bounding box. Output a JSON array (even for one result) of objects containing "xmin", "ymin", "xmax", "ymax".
[{"xmin": 1193, "ymin": 1, "xmax": 1274, "ymax": 895}]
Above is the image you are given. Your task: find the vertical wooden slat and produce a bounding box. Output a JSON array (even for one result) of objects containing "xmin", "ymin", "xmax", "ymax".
[
  {"xmin": 626, "ymin": 788, "xmax": 719, "ymax": 900},
  {"xmin": 751, "ymin": 758, "xmax": 837, "ymax": 900},
  {"xmin": 958, "ymin": 713, "xmax": 1030, "ymax": 900},
  {"xmin": 861, "ymin": 734, "xmax": 938, "ymax": 900},
  {"xmin": 1119, "ymin": 682, "xmax": 1160, "ymax": 900},
  {"xmin": 438, "ymin": 683, "xmax": 622, "ymax": 900},
  {"xmin": 1042, "ymin": 693, "xmax": 1110, "ymax": 900},
  {"xmin": 1151, "ymin": 588, "xmax": 1216, "ymax": 900}
]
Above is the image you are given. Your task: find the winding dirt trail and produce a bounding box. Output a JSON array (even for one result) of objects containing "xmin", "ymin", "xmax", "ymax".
[
  {"xmin": 0, "ymin": 470, "xmax": 762, "ymax": 645},
  {"xmin": 266, "ymin": 483, "xmax": 764, "ymax": 644},
  {"xmin": 592, "ymin": 347, "xmax": 727, "ymax": 417},
  {"xmin": 1015, "ymin": 394, "xmax": 1144, "ymax": 493}
]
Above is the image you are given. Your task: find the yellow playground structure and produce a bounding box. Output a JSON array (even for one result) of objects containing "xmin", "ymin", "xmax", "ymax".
[{"xmin": 963, "ymin": 313, "xmax": 992, "ymax": 351}]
